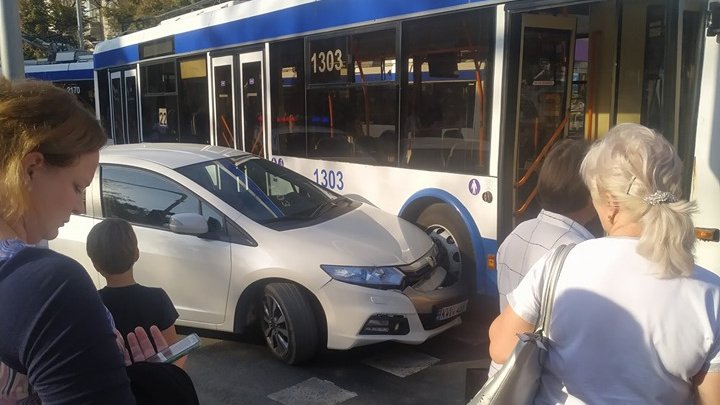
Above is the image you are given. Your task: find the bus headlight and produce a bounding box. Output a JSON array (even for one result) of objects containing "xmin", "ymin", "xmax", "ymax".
[{"xmin": 321, "ymin": 265, "xmax": 405, "ymax": 289}]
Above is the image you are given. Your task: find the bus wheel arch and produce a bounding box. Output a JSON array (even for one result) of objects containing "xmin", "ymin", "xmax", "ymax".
[{"xmin": 400, "ymin": 192, "xmax": 485, "ymax": 296}]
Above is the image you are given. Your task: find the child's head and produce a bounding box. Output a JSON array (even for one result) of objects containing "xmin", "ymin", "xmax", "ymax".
[{"xmin": 86, "ymin": 218, "xmax": 139, "ymax": 275}]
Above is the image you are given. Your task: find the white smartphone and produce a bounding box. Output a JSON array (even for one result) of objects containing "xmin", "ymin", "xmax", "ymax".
[{"xmin": 145, "ymin": 333, "xmax": 201, "ymax": 364}]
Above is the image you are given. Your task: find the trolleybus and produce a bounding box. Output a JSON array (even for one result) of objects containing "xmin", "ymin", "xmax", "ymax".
[
  {"xmin": 25, "ymin": 51, "xmax": 95, "ymax": 109},
  {"xmin": 90, "ymin": 0, "xmax": 720, "ymax": 302}
]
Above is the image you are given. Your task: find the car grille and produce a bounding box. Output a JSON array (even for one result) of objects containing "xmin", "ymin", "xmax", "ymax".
[{"xmin": 397, "ymin": 244, "xmax": 445, "ymax": 287}]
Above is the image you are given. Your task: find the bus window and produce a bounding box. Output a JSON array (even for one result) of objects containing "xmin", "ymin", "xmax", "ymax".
[
  {"xmin": 178, "ymin": 57, "xmax": 210, "ymax": 144},
  {"xmin": 305, "ymin": 29, "xmax": 398, "ymax": 164},
  {"xmin": 141, "ymin": 61, "xmax": 179, "ymax": 142},
  {"xmin": 270, "ymin": 39, "xmax": 307, "ymax": 157},
  {"xmin": 401, "ymin": 10, "xmax": 494, "ymax": 175}
]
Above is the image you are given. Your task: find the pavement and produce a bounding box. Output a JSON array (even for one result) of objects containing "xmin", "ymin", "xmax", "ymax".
[{"xmin": 181, "ymin": 296, "xmax": 499, "ymax": 405}]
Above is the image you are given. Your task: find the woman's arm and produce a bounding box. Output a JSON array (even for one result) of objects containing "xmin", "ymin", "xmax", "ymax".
[
  {"xmin": 488, "ymin": 305, "xmax": 534, "ymax": 364},
  {"xmin": 695, "ymin": 372, "xmax": 720, "ymax": 405}
]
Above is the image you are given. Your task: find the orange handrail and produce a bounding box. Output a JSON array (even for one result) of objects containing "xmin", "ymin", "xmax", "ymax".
[
  {"xmin": 354, "ymin": 58, "xmax": 370, "ymax": 137},
  {"xmin": 514, "ymin": 184, "xmax": 539, "ymax": 216},
  {"xmin": 473, "ymin": 60, "xmax": 486, "ymax": 168},
  {"xmin": 586, "ymin": 31, "xmax": 600, "ymax": 140},
  {"xmin": 220, "ymin": 115, "xmax": 233, "ymax": 147},
  {"xmin": 515, "ymin": 114, "xmax": 569, "ymax": 187},
  {"xmin": 327, "ymin": 94, "xmax": 334, "ymax": 138}
]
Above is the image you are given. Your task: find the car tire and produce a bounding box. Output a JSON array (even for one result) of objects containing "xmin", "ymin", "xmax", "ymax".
[
  {"xmin": 261, "ymin": 283, "xmax": 319, "ymax": 365},
  {"xmin": 415, "ymin": 203, "xmax": 477, "ymax": 295}
]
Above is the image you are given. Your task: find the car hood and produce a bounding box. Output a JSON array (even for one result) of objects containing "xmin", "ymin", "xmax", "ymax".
[{"xmin": 278, "ymin": 203, "xmax": 433, "ymax": 266}]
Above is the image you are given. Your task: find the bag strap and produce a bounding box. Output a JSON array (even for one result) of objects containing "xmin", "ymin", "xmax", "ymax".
[{"xmin": 535, "ymin": 243, "xmax": 575, "ymax": 335}]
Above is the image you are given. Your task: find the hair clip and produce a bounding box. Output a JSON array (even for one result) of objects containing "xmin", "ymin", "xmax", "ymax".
[
  {"xmin": 643, "ymin": 190, "xmax": 678, "ymax": 206},
  {"xmin": 626, "ymin": 176, "xmax": 636, "ymax": 195}
]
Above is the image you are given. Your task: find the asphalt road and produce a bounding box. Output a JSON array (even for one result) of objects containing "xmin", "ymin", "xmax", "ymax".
[{"xmin": 180, "ymin": 298, "xmax": 498, "ymax": 405}]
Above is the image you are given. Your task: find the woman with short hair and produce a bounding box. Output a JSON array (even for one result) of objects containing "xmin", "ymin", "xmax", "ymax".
[{"xmin": 489, "ymin": 123, "xmax": 720, "ymax": 404}]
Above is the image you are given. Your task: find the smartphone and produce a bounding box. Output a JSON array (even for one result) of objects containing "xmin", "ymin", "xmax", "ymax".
[{"xmin": 145, "ymin": 333, "xmax": 201, "ymax": 364}]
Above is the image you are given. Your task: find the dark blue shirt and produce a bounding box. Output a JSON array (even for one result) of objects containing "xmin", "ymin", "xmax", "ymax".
[{"xmin": 0, "ymin": 247, "xmax": 135, "ymax": 404}]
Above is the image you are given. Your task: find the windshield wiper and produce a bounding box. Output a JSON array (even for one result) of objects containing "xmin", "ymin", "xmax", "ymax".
[{"xmin": 309, "ymin": 196, "xmax": 352, "ymax": 218}]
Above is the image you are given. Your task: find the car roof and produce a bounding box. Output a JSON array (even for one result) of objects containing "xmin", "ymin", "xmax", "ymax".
[{"xmin": 100, "ymin": 143, "xmax": 253, "ymax": 169}]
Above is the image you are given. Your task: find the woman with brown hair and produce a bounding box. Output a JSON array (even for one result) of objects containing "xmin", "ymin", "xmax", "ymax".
[{"xmin": 0, "ymin": 78, "xmax": 194, "ymax": 404}]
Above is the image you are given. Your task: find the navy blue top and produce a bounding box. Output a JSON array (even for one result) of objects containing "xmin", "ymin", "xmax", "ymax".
[
  {"xmin": 99, "ymin": 284, "xmax": 179, "ymax": 342},
  {"xmin": 0, "ymin": 247, "xmax": 135, "ymax": 404}
]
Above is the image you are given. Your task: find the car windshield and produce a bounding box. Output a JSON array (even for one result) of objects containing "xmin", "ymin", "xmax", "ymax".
[{"xmin": 177, "ymin": 156, "xmax": 345, "ymax": 224}]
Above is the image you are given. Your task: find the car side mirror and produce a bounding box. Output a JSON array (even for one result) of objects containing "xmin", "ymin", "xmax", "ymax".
[{"xmin": 169, "ymin": 213, "xmax": 209, "ymax": 235}]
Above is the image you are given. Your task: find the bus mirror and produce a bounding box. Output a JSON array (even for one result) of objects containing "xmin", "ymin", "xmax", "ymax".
[{"xmin": 708, "ymin": 2, "xmax": 720, "ymax": 37}]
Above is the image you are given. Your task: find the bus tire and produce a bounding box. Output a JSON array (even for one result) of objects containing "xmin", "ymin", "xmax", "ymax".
[
  {"xmin": 415, "ymin": 203, "xmax": 477, "ymax": 295},
  {"xmin": 261, "ymin": 283, "xmax": 319, "ymax": 365}
]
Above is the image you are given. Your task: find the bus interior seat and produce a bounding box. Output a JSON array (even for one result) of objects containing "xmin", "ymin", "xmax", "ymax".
[
  {"xmin": 315, "ymin": 136, "xmax": 352, "ymax": 157},
  {"xmin": 442, "ymin": 129, "xmax": 463, "ymax": 140},
  {"xmin": 355, "ymin": 136, "xmax": 377, "ymax": 155},
  {"xmin": 406, "ymin": 147, "xmax": 445, "ymax": 171}
]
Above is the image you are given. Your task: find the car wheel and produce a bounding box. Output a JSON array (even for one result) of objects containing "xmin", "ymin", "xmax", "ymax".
[
  {"xmin": 415, "ymin": 203, "xmax": 477, "ymax": 295},
  {"xmin": 261, "ymin": 283, "xmax": 319, "ymax": 365}
]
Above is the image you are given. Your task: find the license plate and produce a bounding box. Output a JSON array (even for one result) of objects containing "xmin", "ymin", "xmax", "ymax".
[{"xmin": 435, "ymin": 300, "xmax": 468, "ymax": 321}]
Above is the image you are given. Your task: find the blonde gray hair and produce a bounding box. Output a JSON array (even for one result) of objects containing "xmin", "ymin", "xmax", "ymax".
[{"xmin": 580, "ymin": 123, "xmax": 696, "ymax": 277}]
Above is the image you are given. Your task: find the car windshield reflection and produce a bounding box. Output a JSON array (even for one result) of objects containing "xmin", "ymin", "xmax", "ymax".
[{"xmin": 177, "ymin": 157, "xmax": 344, "ymax": 224}]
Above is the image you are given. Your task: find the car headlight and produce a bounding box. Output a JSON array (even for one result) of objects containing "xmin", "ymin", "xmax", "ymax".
[{"xmin": 320, "ymin": 265, "xmax": 405, "ymax": 290}]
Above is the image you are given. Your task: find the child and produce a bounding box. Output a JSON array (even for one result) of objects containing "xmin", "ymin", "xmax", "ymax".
[{"xmin": 86, "ymin": 218, "xmax": 186, "ymax": 368}]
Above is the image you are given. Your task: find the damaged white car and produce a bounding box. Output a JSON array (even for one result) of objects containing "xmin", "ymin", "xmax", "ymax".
[{"xmin": 50, "ymin": 143, "xmax": 468, "ymax": 364}]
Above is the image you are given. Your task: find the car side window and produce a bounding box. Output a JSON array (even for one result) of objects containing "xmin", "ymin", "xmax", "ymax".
[{"xmin": 101, "ymin": 165, "xmax": 202, "ymax": 229}]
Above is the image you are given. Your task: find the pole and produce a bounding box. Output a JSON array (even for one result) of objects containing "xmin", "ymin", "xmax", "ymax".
[
  {"xmin": 76, "ymin": 0, "xmax": 84, "ymax": 50},
  {"xmin": 0, "ymin": 0, "xmax": 25, "ymax": 80}
]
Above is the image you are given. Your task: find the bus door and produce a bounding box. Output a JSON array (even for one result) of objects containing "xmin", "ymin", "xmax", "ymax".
[
  {"xmin": 511, "ymin": 14, "xmax": 576, "ymax": 225},
  {"xmin": 238, "ymin": 51, "xmax": 267, "ymax": 158},
  {"xmin": 109, "ymin": 69, "xmax": 140, "ymax": 144},
  {"xmin": 210, "ymin": 55, "xmax": 237, "ymax": 148}
]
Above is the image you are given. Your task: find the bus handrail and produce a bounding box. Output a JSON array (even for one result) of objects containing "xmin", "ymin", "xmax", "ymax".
[
  {"xmin": 514, "ymin": 184, "xmax": 539, "ymax": 216},
  {"xmin": 514, "ymin": 113, "xmax": 569, "ymax": 187}
]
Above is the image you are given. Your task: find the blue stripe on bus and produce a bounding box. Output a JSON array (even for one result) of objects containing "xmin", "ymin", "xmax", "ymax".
[
  {"xmin": 95, "ymin": 0, "xmax": 494, "ymax": 68},
  {"xmin": 25, "ymin": 69, "xmax": 94, "ymax": 81},
  {"xmin": 95, "ymin": 45, "xmax": 140, "ymax": 71},
  {"xmin": 399, "ymin": 188, "xmax": 496, "ymax": 296}
]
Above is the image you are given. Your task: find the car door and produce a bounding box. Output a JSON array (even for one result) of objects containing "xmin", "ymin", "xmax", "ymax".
[{"xmin": 99, "ymin": 164, "xmax": 232, "ymax": 326}]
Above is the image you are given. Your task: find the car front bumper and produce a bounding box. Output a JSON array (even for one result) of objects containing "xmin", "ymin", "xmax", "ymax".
[{"xmin": 317, "ymin": 279, "xmax": 466, "ymax": 350}]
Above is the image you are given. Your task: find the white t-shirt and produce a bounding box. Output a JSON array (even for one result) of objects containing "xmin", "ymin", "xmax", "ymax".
[
  {"xmin": 508, "ymin": 237, "xmax": 720, "ymax": 405},
  {"xmin": 497, "ymin": 210, "xmax": 594, "ymax": 311}
]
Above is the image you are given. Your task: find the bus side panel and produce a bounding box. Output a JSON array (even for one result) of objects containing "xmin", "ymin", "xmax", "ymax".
[{"xmin": 692, "ymin": 34, "xmax": 720, "ymax": 274}]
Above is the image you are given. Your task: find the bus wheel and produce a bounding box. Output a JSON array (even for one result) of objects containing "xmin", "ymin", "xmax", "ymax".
[
  {"xmin": 261, "ymin": 283, "xmax": 319, "ymax": 365},
  {"xmin": 415, "ymin": 203, "xmax": 477, "ymax": 294}
]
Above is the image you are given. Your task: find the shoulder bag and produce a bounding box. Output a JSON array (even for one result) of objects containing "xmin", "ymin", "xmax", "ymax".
[{"xmin": 468, "ymin": 243, "xmax": 575, "ymax": 405}]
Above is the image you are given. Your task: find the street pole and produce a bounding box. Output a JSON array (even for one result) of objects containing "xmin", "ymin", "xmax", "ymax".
[
  {"xmin": 76, "ymin": 0, "xmax": 84, "ymax": 50},
  {"xmin": 0, "ymin": 0, "xmax": 25, "ymax": 80}
]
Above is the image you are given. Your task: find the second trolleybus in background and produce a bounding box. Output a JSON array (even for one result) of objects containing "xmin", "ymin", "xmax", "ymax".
[
  {"xmin": 91, "ymin": 0, "xmax": 720, "ymax": 303},
  {"xmin": 25, "ymin": 51, "xmax": 96, "ymax": 110}
]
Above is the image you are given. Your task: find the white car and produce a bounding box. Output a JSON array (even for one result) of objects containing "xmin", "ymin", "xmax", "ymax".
[{"xmin": 50, "ymin": 143, "xmax": 467, "ymax": 364}]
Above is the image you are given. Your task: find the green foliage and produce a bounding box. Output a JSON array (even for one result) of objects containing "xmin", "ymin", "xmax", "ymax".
[
  {"xmin": 20, "ymin": 0, "xmax": 207, "ymax": 59},
  {"xmin": 20, "ymin": 0, "xmax": 52, "ymax": 59},
  {"xmin": 103, "ymin": 0, "xmax": 195, "ymax": 35}
]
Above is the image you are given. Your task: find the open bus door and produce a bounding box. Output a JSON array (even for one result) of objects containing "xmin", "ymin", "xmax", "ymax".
[{"xmin": 511, "ymin": 14, "xmax": 576, "ymax": 227}]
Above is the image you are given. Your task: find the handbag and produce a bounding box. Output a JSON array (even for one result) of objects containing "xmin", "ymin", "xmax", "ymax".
[{"xmin": 468, "ymin": 243, "xmax": 575, "ymax": 405}]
